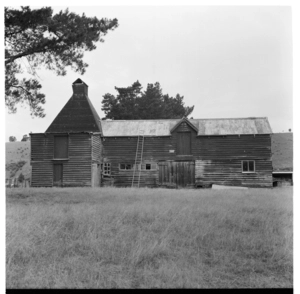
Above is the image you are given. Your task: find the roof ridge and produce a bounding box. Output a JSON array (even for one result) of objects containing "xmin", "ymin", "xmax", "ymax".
[
  {"xmin": 102, "ymin": 117, "xmax": 268, "ymax": 122},
  {"xmin": 191, "ymin": 117, "xmax": 268, "ymax": 120}
]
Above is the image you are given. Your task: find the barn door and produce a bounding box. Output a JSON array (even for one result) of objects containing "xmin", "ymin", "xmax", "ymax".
[
  {"xmin": 53, "ymin": 164, "xmax": 63, "ymax": 187},
  {"xmin": 158, "ymin": 162, "xmax": 171, "ymax": 187},
  {"xmin": 158, "ymin": 161, "xmax": 195, "ymax": 188}
]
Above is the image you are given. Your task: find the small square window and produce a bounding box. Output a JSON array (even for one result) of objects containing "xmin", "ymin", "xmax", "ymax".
[
  {"xmin": 120, "ymin": 164, "xmax": 133, "ymax": 170},
  {"xmin": 102, "ymin": 163, "xmax": 111, "ymax": 175},
  {"xmin": 141, "ymin": 163, "xmax": 156, "ymax": 171},
  {"xmin": 242, "ymin": 160, "xmax": 255, "ymax": 173}
]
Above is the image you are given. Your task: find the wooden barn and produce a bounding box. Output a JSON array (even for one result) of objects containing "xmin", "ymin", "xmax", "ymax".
[{"xmin": 30, "ymin": 79, "xmax": 273, "ymax": 188}]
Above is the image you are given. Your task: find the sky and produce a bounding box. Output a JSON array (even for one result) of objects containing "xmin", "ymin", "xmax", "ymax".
[{"xmin": 5, "ymin": 5, "xmax": 293, "ymax": 141}]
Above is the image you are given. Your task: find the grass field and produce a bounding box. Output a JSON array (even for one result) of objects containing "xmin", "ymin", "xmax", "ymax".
[{"xmin": 6, "ymin": 187, "xmax": 293, "ymax": 288}]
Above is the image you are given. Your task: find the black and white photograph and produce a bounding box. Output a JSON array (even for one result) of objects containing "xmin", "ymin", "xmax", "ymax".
[{"xmin": 4, "ymin": 2, "xmax": 295, "ymax": 290}]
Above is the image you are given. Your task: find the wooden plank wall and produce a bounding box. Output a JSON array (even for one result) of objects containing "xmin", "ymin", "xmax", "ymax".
[
  {"xmin": 195, "ymin": 159, "xmax": 272, "ymax": 187},
  {"xmin": 102, "ymin": 123, "xmax": 272, "ymax": 187},
  {"xmin": 102, "ymin": 136, "xmax": 169, "ymax": 187},
  {"xmin": 102, "ymin": 124, "xmax": 197, "ymax": 187},
  {"xmin": 194, "ymin": 135, "xmax": 272, "ymax": 187},
  {"xmin": 31, "ymin": 133, "xmax": 92, "ymax": 187},
  {"xmin": 31, "ymin": 134, "xmax": 53, "ymax": 187},
  {"xmin": 31, "ymin": 124, "xmax": 272, "ymax": 188},
  {"xmin": 63, "ymin": 133, "xmax": 92, "ymax": 187},
  {"xmin": 102, "ymin": 123, "xmax": 198, "ymax": 187},
  {"xmin": 158, "ymin": 161, "xmax": 195, "ymax": 188}
]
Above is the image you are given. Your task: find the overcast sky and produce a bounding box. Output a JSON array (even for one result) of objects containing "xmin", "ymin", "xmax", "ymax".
[{"xmin": 5, "ymin": 5, "xmax": 293, "ymax": 141}]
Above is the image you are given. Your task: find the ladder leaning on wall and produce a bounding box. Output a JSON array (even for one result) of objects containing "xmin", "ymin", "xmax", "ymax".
[{"xmin": 131, "ymin": 130, "xmax": 145, "ymax": 188}]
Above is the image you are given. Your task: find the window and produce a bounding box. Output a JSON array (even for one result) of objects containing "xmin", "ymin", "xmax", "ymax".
[
  {"xmin": 102, "ymin": 163, "xmax": 111, "ymax": 176},
  {"xmin": 120, "ymin": 164, "xmax": 134, "ymax": 170},
  {"xmin": 54, "ymin": 136, "xmax": 68, "ymax": 159},
  {"xmin": 242, "ymin": 160, "xmax": 255, "ymax": 173},
  {"xmin": 141, "ymin": 163, "xmax": 156, "ymax": 170}
]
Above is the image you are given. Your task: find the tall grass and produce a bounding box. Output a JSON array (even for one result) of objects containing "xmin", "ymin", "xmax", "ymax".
[{"xmin": 6, "ymin": 187, "xmax": 293, "ymax": 288}]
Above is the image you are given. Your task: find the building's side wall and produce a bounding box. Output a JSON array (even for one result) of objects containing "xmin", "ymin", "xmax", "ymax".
[
  {"xmin": 31, "ymin": 134, "xmax": 53, "ymax": 187},
  {"xmin": 195, "ymin": 135, "xmax": 273, "ymax": 187},
  {"xmin": 31, "ymin": 133, "xmax": 92, "ymax": 187},
  {"xmin": 102, "ymin": 131, "xmax": 272, "ymax": 188}
]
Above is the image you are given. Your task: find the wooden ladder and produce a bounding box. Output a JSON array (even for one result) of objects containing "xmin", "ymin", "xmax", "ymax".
[{"xmin": 131, "ymin": 130, "xmax": 144, "ymax": 188}]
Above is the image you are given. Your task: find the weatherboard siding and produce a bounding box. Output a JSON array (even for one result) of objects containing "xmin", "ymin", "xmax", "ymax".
[
  {"xmin": 31, "ymin": 134, "xmax": 54, "ymax": 187},
  {"xmin": 31, "ymin": 133, "xmax": 93, "ymax": 187},
  {"xmin": 195, "ymin": 159, "xmax": 272, "ymax": 187},
  {"xmin": 102, "ymin": 132, "xmax": 272, "ymax": 188},
  {"xmin": 63, "ymin": 134, "xmax": 92, "ymax": 187}
]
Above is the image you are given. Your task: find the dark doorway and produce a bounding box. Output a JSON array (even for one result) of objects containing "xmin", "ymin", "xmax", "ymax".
[
  {"xmin": 53, "ymin": 164, "xmax": 63, "ymax": 187},
  {"xmin": 158, "ymin": 161, "xmax": 195, "ymax": 188}
]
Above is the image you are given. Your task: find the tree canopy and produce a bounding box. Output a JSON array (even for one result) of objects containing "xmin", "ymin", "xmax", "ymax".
[
  {"xmin": 5, "ymin": 6, "xmax": 118, "ymax": 117},
  {"xmin": 101, "ymin": 81, "xmax": 194, "ymax": 119}
]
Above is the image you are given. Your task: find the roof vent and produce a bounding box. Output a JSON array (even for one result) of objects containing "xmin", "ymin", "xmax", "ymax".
[{"xmin": 72, "ymin": 78, "xmax": 88, "ymax": 95}]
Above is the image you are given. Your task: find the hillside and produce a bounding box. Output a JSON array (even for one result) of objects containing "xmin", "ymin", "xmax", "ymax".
[
  {"xmin": 6, "ymin": 141, "xmax": 31, "ymax": 180},
  {"xmin": 271, "ymin": 133, "xmax": 293, "ymax": 172}
]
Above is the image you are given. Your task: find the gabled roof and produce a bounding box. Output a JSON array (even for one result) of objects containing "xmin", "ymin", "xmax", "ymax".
[
  {"xmin": 170, "ymin": 117, "xmax": 198, "ymax": 133},
  {"xmin": 100, "ymin": 117, "xmax": 272, "ymax": 137},
  {"xmin": 271, "ymin": 133, "xmax": 293, "ymax": 172},
  {"xmin": 46, "ymin": 79, "xmax": 101, "ymax": 133}
]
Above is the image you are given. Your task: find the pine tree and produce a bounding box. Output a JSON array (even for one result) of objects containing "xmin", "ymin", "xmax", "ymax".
[
  {"xmin": 102, "ymin": 81, "xmax": 143, "ymax": 119},
  {"xmin": 101, "ymin": 81, "xmax": 194, "ymax": 119},
  {"xmin": 5, "ymin": 6, "xmax": 118, "ymax": 117}
]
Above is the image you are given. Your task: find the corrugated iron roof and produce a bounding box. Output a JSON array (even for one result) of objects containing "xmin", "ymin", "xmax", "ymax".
[
  {"xmin": 101, "ymin": 117, "xmax": 272, "ymax": 136},
  {"xmin": 195, "ymin": 117, "xmax": 272, "ymax": 135},
  {"xmin": 101, "ymin": 120, "xmax": 178, "ymax": 136}
]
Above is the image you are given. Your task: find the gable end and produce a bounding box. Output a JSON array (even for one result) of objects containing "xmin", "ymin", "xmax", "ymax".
[{"xmin": 170, "ymin": 117, "xmax": 198, "ymax": 133}]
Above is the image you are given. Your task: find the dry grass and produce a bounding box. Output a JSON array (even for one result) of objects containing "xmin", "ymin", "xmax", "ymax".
[{"xmin": 6, "ymin": 187, "xmax": 293, "ymax": 288}]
